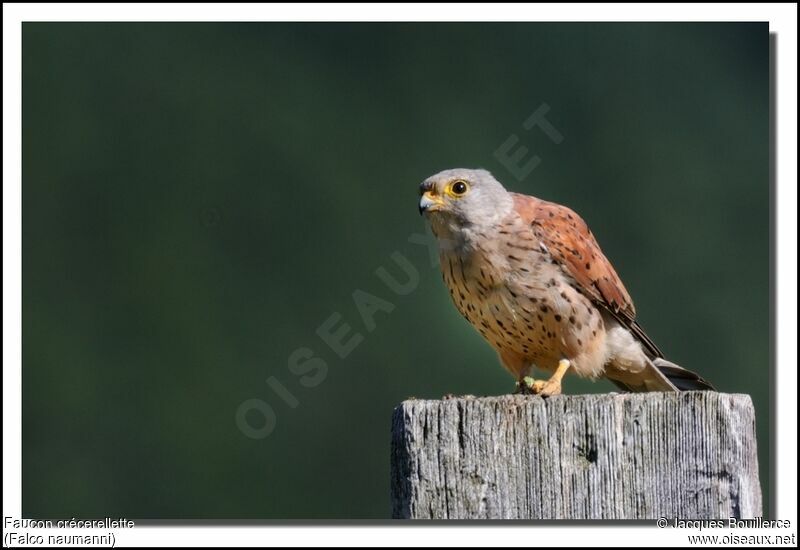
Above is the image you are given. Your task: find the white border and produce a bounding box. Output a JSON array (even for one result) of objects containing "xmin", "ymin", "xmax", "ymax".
[
  {"xmin": 2, "ymin": 3, "xmax": 799, "ymax": 22},
  {"xmin": 4, "ymin": 3, "xmax": 796, "ymax": 547}
]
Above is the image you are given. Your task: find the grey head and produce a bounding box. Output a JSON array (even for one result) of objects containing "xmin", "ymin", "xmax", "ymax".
[{"xmin": 418, "ymin": 168, "xmax": 514, "ymax": 238}]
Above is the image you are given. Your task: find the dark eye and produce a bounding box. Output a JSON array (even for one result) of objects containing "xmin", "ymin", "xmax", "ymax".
[{"xmin": 451, "ymin": 181, "xmax": 468, "ymax": 195}]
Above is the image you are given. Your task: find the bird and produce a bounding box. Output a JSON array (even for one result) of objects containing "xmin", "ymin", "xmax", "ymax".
[{"xmin": 418, "ymin": 168, "xmax": 714, "ymax": 395}]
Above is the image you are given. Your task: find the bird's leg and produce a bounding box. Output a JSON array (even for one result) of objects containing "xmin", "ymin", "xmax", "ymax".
[
  {"xmin": 539, "ymin": 358, "xmax": 571, "ymax": 396},
  {"xmin": 520, "ymin": 359, "xmax": 572, "ymax": 397}
]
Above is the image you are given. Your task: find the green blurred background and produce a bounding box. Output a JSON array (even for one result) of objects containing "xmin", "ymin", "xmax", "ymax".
[{"xmin": 22, "ymin": 23, "xmax": 769, "ymax": 519}]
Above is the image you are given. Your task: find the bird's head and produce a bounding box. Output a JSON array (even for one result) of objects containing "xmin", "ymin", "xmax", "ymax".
[{"xmin": 418, "ymin": 168, "xmax": 514, "ymax": 236}]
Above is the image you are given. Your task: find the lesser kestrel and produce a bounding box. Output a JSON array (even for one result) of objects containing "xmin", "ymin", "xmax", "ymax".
[{"xmin": 419, "ymin": 168, "xmax": 714, "ymax": 395}]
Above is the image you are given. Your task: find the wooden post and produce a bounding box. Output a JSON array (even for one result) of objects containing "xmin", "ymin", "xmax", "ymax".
[{"xmin": 390, "ymin": 392, "xmax": 762, "ymax": 519}]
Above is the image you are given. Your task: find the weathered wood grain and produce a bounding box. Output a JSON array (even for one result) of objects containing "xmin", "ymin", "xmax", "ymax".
[{"xmin": 391, "ymin": 392, "xmax": 761, "ymax": 519}]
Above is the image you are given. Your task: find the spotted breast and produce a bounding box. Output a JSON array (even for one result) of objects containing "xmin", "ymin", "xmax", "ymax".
[{"xmin": 437, "ymin": 205, "xmax": 608, "ymax": 382}]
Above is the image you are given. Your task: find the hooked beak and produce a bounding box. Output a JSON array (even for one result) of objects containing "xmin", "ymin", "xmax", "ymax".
[{"xmin": 419, "ymin": 191, "xmax": 445, "ymax": 215}]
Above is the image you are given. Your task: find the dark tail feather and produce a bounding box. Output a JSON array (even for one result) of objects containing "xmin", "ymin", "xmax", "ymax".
[
  {"xmin": 609, "ymin": 318, "xmax": 715, "ymax": 392},
  {"xmin": 652, "ymin": 358, "xmax": 716, "ymax": 391},
  {"xmin": 608, "ymin": 359, "xmax": 715, "ymax": 393}
]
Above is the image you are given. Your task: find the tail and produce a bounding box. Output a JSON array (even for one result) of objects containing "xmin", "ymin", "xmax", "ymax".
[
  {"xmin": 651, "ymin": 358, "xmax": 716, "ymax": 391},
  {"xmin": 607, "ymin": 358, "xmax": 715, "ymax": 393},
  {"xmin": 607, "ymin": 320, "xmax": 716, "ymax": 393}
]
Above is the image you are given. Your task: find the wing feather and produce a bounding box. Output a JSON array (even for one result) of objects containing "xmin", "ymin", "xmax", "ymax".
[{"xmin": 511, "ymin": 192, "xmax": 663, "ymax": 358}]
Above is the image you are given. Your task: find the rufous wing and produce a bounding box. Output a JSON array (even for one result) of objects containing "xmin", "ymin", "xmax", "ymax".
[{"xmin": 511, "ymin": 192, "xmax": 662, "ymax": 359}]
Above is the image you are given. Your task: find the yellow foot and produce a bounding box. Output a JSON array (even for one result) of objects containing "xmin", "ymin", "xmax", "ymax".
[
  {"xmin": 536, "ymin": 378, "xmax": 562, "ymax": 396},
  {"xmin": 517, "ymin": 376, "xmax": 560, "ymax": 396},
  {"xmin": 518, "ymin": 359, "xmax": 570, "ymax": 397}
]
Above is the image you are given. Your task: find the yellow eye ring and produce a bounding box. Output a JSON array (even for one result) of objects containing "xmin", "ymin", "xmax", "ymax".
[{"xmin": 446, "ymin": 180, "xmax": 469, "ymax": 198}]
